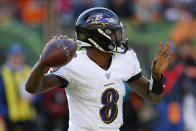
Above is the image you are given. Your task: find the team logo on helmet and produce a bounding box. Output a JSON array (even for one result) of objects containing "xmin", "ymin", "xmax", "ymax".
[{"xmin": 86, "ymin": 13, "xmax": 117, "ymax": 26}]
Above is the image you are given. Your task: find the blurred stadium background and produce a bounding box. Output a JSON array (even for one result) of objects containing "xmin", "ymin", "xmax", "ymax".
[{"xmin": 0, "ymin": 0, "xmax": 196, "ymax": 131}]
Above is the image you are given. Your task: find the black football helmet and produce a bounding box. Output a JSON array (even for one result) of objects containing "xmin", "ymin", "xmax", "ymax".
[{"xmin": 75, "ymin": 7, "xmax": 128, "ymax": 54}]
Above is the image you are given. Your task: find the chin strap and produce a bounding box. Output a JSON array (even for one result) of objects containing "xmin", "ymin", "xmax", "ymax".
[
  {"xmin": 76, "ymin": 39, "xmax": 127, "ymax": 54},
  {"xmin": 76, "ymin": 40, "xmax": 91, "ymax": 47},
  {"xmin": 77, "ymin": 39, "xmax": 111, "ymax": 53}
]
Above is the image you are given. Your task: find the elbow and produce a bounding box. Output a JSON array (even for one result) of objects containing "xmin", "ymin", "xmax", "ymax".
[
  {"xmin": 25, "ymin": 82, "xmax": 38, "ymax": 94},
  {"xmin": 25, "ymin": 85, "xmax": 34, "ymax": 94}
]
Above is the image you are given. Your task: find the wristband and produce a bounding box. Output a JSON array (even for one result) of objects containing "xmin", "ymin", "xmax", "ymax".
[{"xmin": 149, "ymin": 75, "xmax": 164, "ymax": 94}]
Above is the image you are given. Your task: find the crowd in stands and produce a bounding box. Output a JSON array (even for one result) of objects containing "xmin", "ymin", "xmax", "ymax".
[
  {"xmin": 0, "ymin": 0, "xmax": 196, "ymax": 26},
  {"xmin": 0, "ymin": 0, "xmax": 196, "ymax": 131}
]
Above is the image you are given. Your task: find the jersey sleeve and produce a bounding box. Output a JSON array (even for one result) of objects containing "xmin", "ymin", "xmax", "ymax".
[
  {"xmin": 48, "ymin": 66, "xmax": 72, "ymax": 87},
  {"xmin": 125, "ymin": 50, "xmax": 142, "ymax": 82}
]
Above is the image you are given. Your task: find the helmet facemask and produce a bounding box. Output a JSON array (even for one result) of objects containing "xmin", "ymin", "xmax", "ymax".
[
  {"xmin": 104, "ymin": 22, "xmax": 128, "ymax": 54},
  {"xmin": 76, "ymin": 22, "xmax": 128, "ymax": 54}
]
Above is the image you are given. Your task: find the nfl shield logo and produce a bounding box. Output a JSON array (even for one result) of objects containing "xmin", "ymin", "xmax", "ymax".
[{"xmin": 105, "ymin": 73, "xmax": 111, "ymax": 79}]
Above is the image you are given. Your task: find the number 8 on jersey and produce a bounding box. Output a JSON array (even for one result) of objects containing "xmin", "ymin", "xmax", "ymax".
[{"xmin": 100, "ymin": 88, "xmax": 119, "ymax": 124}]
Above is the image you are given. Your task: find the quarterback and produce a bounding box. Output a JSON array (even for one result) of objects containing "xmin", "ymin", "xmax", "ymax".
[{"xmin": 26, "ymin": 7, "xmax": 173, "ymax": 131}]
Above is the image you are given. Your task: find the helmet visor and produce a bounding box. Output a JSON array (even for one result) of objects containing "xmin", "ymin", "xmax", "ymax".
[
  {"xmin": 105, "ymin": 22, "xmax": 128, "ymax": 53},
  {"xmin": 110, "ymin": 22, "xmax": 127, "ymax": 45}
]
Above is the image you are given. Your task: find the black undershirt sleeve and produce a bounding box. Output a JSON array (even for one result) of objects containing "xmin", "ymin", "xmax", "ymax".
[
  {"xmin": 126, "ymin": 72, "xmax": 142, "ymax": 83},
  {"xmin": 55, "ymin": 75, "xmax": 69, "ymax": 88}
]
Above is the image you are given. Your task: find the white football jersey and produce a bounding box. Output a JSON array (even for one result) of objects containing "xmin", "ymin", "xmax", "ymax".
[{"xmin": 49, "ymin": 50, "xmax": 141, "ymax": 131}]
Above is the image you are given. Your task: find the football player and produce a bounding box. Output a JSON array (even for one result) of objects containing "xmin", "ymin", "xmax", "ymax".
[{"xmin": 26, "ymin": 7, "xmax": 174, "ymax": 131}]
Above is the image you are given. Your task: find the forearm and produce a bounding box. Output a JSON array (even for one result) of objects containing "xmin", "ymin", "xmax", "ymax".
[
  {"xmin": 25, "ymin": 61, "xmax": 47, "ymax": 94},
  {"xmin": 126, "ymin": 76, "xmax": 164, "ymax": 104},
  {"xmin": 145, "ymin": 72, "xmax": 164, "ymax": 103},
  {"xmin": 129, "ymin": 84, "xmax": 163, "ymax": 104}
]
